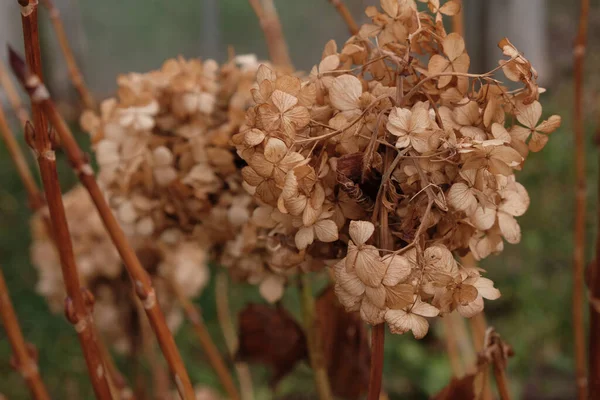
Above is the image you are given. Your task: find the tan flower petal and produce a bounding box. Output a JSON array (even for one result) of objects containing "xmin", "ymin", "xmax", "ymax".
[
  {"xmin": 447, "ymin": 182, "xmax": 477, "ymax": 214},
  {"xmin": 360, "ymin": 298, "xmax": 385, "ymax": 325},
  {"xmin": 295, "ymin": 226, "xmax": 315, "ymax": 250},
  {"xmin": 334, "ymin": 284, "xmax": 361, "ymax": 312},
  {"xmin": 353, "ymin": 246, "xmax": 386, "ymax": 288},
  {"xmin": 443, "ymin": 33, "xmax": 466, "ymax": 61},
  {"xmin": 536, "ymin": 115, "xmax": 561, "ymax": 134},
  {"xmin": 330, "ymin": 74, "xmax": 362, "ymax": 112},
  {"xmin": 516, "ymin": 101, "xmax": 542, "ymax": 129},
  {"xmin": 365, "ymin": 285, "xmax": 387, "ymax": 308},
  {"xmin": 264, "ymin": 138, "xmax": 288, "ymax": 163},
  {"xmin": 457, "ymin": 296, "xmax": 484, "ymax": 318},
  {"xmin": 471, "ymin": 206, "xmax": 496, "ymax": 231},
  {"xmin": 385, "ymin": 309, "xmax": 430, "ymax": 338},
  {"xmin": 498, "ymin": 212, "xmax": 521, "ymax": 244},
  {"xmin": 271, "ymin": 90, "xmax": 298, "ymax": 113},
  {"xmin": 314, "ymin": 219, "xmax": 339, "ymax": 243},
  {"xmin": 474, "ymin": 277, "xmax": 501, "ymax": 300},
  {"xmin": 259, "ymin": 275, "xmax": 285, "ymax": 303},
  {"xmin": 382, "ymin": 254, "xmax": 413, "ymax": 286},
  {"xmin": 385, "ymin": 283, "xmax": 414, "ymax": 310},
  {"xmin": 528, "ymin": 132, "xmax": 549, "ymax": 152},
  {"xmin": 349, "ymin": 220, "xmax": 375, "ymax": 245},
  {"xmin": 334, "ymin": 260, "xmax": 365, "ymax": 297}
]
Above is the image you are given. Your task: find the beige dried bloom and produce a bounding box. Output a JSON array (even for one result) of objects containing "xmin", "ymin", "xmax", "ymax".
[
  {"xmin": 85, "ymin": 55, "xmax": 298, "ymax": 304},
  {"xmin": 30, "ymin": 186, "xmax": 208, "ymax": 352},
  {"xmin": 236, "ymin": 0, "xmax": 559, "ymax": 337}
]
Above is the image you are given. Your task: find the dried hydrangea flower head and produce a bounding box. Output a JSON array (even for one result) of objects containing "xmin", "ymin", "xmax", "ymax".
[
  {"xmin": 83, "ymin": 55, "xmax": 292, "ymax": 303},
  {"xmin": 30, "ymin": 185, "xmax": 203, "ymax": 352},
  {"xmin": 31, "ymin": 185, "xmax": 121, "ymax": 311},
  {"xmin": 235, "ymin": 0, "xmax": 560, "ymax": 337}
]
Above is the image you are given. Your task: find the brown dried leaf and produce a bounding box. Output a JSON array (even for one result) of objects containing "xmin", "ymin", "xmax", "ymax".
[{"xmin": 237, "ymin": 304, "xmax": 307, "ymax": 386}]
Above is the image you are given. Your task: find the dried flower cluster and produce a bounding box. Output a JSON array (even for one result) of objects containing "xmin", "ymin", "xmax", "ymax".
[
  {"xmin": 82, "ymin": 55, "xmax": 292, "ymax": 303},
  {"xmin": 234, "ymin": 0, "xmax": 560, "ymax": 338},
  {"xmin": 30, "ymin": 186, "xmax": 198, "ymax": 352}
]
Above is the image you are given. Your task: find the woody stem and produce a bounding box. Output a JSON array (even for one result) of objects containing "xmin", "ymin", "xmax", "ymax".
[{"xmin": 299, "ymin": 273, "xmax": 333, "ymax": 400}]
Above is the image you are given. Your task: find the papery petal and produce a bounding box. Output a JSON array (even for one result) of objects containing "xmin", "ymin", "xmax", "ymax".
[
  {"xmin": 335, "ymin": 283, "xmax": 361, "ymax": 312},
  {"xmin": 330, "ymin": 74, "xmax": 362, "ymax": 111},
  {"xmin": 385, "ymin": 309, "xmax": 430, "ymax": 338},
  {"xmin": 516, "ymin": 101, "xmax": 542, "ymax": 129},
  {"xmin": 382, "ymin": 254, "xmax": 413, "ymax": 286},
  {"xmin": 447, "ymin": 182, "xmax": 477, "ymax": 214},
  {"xmin": 295, "ymin": 226, "xmax": 315, "ymax": 250},
  {"xmin": 365, "ymin": 285, "xmax": 387, "ymax": 308},
  {"xmin": 259, "ymin": 275, "xmax": 285, "ymax": 303},
  {"xmin": 314, "ymin": 219, "xmax": 339, "ymax": 243},
  {"xmin": 498, "ymin": 212, "xmax": 521, "ymax": 244},
  {"xmin": 474, "ymin": 277, "xmax": 501, "ymax": 300},
  {"xmin": 360, "ymin": 298, "xmax": 385, "ymax": 325},
  {"xmin": 349, "ymin": 220, "xmax": 375, "ymax": 245},
  {"xmin": 354, "ymin": 247, "xmax": 387, "ymax": 288},
  {"xmin": 457, "ymin": 295, "xmax": 484, "ymax": 317},
  {"xmin": 334, "ymin": 261, "xmax": 365, "ymax": 296}
]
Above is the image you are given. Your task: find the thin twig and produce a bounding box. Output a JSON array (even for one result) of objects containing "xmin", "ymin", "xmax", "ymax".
[
  {"xmin": 14, "ymin": 1, "xmax": 112, "ymax": 397},
  {"xmin": 2, "ymin": 77, "xmax": 132, "ymax": 399},
  {"xmin": 248, "ymin": 0, "xmax": 293, "ymax": 71},
  {"xmin": 299, "ymin": 273, "xmax": 333, "ymax": 400},
  {"xmin": 573, "ymin": 0, "xmax": 590, "ymax": 398},
  {"xmin": 0, "ymin": 266, "xmax": 51, "ymax": 400},
  {"xmin": 0, "ymin": 103, "xmax": 44, "ymax": 210},
  {"xmin": 8, "ymin": 48, "xmax": 196, "ymax": 400},
  {"xmin": 39, "ymin": 0, "xmax": 95, "ymax": 110},
  {"xmin": 0, "ymin": 61, "xmax": 30, "ymax": 127},
  {"xmin": 462, "ymin": 254, "xmax": 493, "ymax": 400},
  {"xmin": 215, "ymin": 272, "xmax": 255, "ymax": 400},
  {"xmin": 491, "ymin": 359, "xmax": 511, "ymax": 400},
  {"xmin": 135, "ymin": 296, "xmax": 172, "ymax": 400},
  {"xmin": 367, "ymin": 149, "xmax": 395, "ymax": 400},
  {"xmin": 327, "ymin": 0, "xmax": 358, "ymax": 35},
  {"xmin": 589, "ymin": 95, "xmax": 600, "ymax": 395},
  {"xmin": 171, "ymin": 280, "xmax": 241, "ymax": 400}
]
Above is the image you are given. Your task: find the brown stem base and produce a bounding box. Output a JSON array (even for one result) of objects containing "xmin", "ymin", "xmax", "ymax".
[{"xmin": 367, "ymin": 324, "xmax": 385, "ymax": 400}]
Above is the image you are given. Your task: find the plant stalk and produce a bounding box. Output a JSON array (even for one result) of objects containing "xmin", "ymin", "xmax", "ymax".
[
  {"xmin": 215, "ymin": 272, "xmax": 255, "ymax": 400},
  {"xmin": 171, "ymin": 281, "xmax": 240, "ymax": 400},
  {"xmin": 248, "ymin": 0, "xmax": 293, "ymax": 71},
  {"xmin": 39, "ymin": 0, "xmax": 95, "ymax": 110},
  {"xmin": 0, "ymin": 266, "xmax": 51, "ymax": 400},
  {"xmin": 327, "ymin": 0, "xmax": 358, "ymax": 35},
  {"xmin": 9, "ymin": 48, "xmax": 195, "ymax": 400},
  {"xmin": 0, "ymin": 103, "xmax": 44, "ymax": 210},
  {"xmin": 300, "ymin": 273, "xmax": 333, "ymax": 400},
  {"xmin": 0, "ymin": 61, "xmax": 30, "ymax": 127},
  {"xmin": 15, "ymin": 1, "xmax": 112, "ymax": 396},
  {"xmin": 589, "ymin": 97, "xmax": 600, "ymax": 397},
  {"xmin": 573, "ymin": 0, "xmax": 590, "ymax": 398}
]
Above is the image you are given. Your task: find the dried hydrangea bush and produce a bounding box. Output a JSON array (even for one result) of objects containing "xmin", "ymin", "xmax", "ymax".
[
  {"xmin": 30, "ymin": 185, "xmax": 200, "ymax": 352},
  {"xmin": 82, "ymin": 55, "xmax": 292, "ymax": 303},
  {"xmin": 233, "ymin": 0, "xmax": 561, "ymax": 338}
]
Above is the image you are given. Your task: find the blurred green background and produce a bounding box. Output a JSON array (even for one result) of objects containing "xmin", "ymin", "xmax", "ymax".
[{"xmin": 0, "ymin": 0, "xmax": 599, "ymax": 399}]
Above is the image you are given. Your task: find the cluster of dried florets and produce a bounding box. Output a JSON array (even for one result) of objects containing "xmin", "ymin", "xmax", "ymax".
[
  {"xmin": 82, "ymin": 55, "xmax": 291, "ymax": 302},
  {"xmin": 234, "ymin": 0, "xmax": 560, "ymax": 338},
  {"xmin": 30, "ymin": 185, "xmax": 197, "ymax": 352}
]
